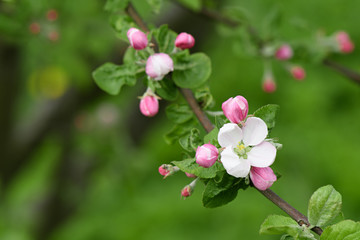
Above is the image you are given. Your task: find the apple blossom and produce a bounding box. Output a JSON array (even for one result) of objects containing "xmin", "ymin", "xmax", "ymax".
[
  {"xmin": 218, "ymin": 117, "xmax": 277, "ymax": 178},
  {"xmin": 175, "ymin": 32, "xmax": 195, "ymax": 49},
  {"xmin": 250, "ymin": 167, "xmax": 277, "ymax": 190},
  {"xmin": 145, "ymin": 53, "xmax": 174, "ymax": 80},
  {"xmin": 290, "ymin": 66, "xmax": 306, "ymax": 81},
  {"xmin": 127, "ymin": 27, "xmax": 148, "ymax": 50},
  {"xmin": 222, "ymin": 96, "xmax": 248, "ymax": 124},
  {"xmin": 140, "ymin": 95, "xmax": 159, "ymax": 117},
  {"xmin": 195, "ymin": 143, "xmax": 219, "ymax": 168},
  {"xmin": 275, "ymin": 44, "xmax": 293, "ymax": 60}
]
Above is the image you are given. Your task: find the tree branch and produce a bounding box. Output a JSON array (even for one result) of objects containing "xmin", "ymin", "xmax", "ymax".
[{"xmin": 126, "ymin": 3, "xmax": 323, "ymax": 236}]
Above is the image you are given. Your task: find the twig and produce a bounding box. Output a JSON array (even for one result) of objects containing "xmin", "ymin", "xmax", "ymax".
[{"xmin": 126, "ymin": 3, "xmax": 323, "ymax": 236}]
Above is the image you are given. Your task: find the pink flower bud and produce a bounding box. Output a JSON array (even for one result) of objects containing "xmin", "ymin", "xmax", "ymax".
[
  {"xmin": 250, "ymin": 167, "xmax": 277, "ymax": 190},
  {"xmin": 185, "ymin": 172, "xmax": 196, "ymax": 178},
  {"xmin": 29, "ymin": 22, "xmax": 41, "ymax": 34},
  {"xmin": 262, "ymin": 78, "xmax": 276, "ymax": 93},
  {"xmin": 195, "ymin": 144, "xmax": 219, "ymax": 168},
  {"xmin": 46, "ymin": 9, "xmax": 58, "ymax": 21},
  {"xmin": 140, "ymin": 95, "xmax": 158, "ymax": 117},
  {"xmin": 175, "ymin": 32, "xmax": 195, "ymax": 49},
  {"xmin": 158, "ymin": 165, "xmax": 170, "ymax": 176},
  {"xmin": 275, "ymin": 44, "xmax": 293, "ymax": 60},
  {"xmin": 127, "ymin": 28, "xmax": 148, "ymax": 50},
  {"xmin": 290, "ymin": 66, "xmax": 306, "ymax": 81},
  {"xmin": 48, "ymin": 31, "xmax": 59, "ymax": 42},
  {"xmin": 335, "ymin": 31, "xmax": 354, "ymax": 53},
  {"xmin": 222, "ymin": 96, "xmax": 249, "ymax": 124},
  {"xmin": 158, "ymin": 164, "xmax": 179, "ymax": 178},
  {"xmin": 146, "ymin": 53, "xmax": 174, "ymax": 80},
  {"xmin": 181, "ymin": 185, "xmax": 192, "ymax": 197}
]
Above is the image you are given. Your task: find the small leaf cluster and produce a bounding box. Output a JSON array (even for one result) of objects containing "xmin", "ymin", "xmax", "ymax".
[{"xmin": 260, "ymin": 185, "xmax": 360, "ymax": 240}]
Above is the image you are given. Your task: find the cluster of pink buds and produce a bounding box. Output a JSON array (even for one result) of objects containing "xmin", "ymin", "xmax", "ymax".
[
  {"xmin": 29, "ymin": 9, "xmax": 59, "ymax": 42},
  {"xmin": 139, "ymin": 88, "xmax": 159, "ymax": 117}
]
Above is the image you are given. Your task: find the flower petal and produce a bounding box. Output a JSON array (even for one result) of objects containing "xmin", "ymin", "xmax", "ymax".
[
  {"xmin": 221, "ymin": 147, "xmax": 250, "ymax": 178},
  {"xmin": 218, "ymin": 123, "xmax": 243, "ymax": 148},
  {"xmin": 247, "ymin": 141, "xmax": 276, "ymax": 168},
  {"xmin": 242, "ymin": 117, "xmax": 268, "ymax": 146}
]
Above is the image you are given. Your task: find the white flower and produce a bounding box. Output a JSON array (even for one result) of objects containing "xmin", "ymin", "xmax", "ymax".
[{"xmin": 218, "ymin": 117, "xmax": 276, "ymax": 178}]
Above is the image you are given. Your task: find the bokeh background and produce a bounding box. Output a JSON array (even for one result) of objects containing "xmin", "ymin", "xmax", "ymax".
[{"xmin": 1, "ymin": 0, "xmax": 360, "ymax": 239}]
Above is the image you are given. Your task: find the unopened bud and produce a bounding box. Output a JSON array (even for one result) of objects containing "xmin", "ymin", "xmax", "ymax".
[
  {"xmin": 48, "ymin": 31, "xmax": 59, "ymax": 42},
  {"xmin": 275, "ymin": 44, "xmax": 293, "ymax": 60},
  {"xmin": 290, "ymin": 66, "xmax": 306, "ymax": 81},
  {"xmin": 145, "ymin": 53, "xmax": 174, "ymax": 80},
  {"xmin": 140, "ymin": 95, "xmax": 159, "ymax": 117},
  {"xmin": 127, "ymin": 28, "xmax": 148, "ymax": 50},
  {"xmin": 335, "ymin": 31, "xmax": 354, "ymax": 53},
  {"xmin": 46, "ymin": 9, "xmax": 58, "ymax": 21},
  {"xmin": 250, "ymin": 167, "xmax": 277, "ymax": 190},
  {"xmin": 262, "ymin": 78, "xmax": 276, "ymax": 93},
  {"xmin": 181, "ymin": 178, "xmax": 198, "ymax": 198},
  {"xmin": 222, "ymin": 96, "xmax": 248, "ymax": 124},
  {"xmin": 196, "ymin": 144, "xmax": 219, "ymax": 168},
  {"xmin": 29, "ymin": 22, "xmax": 41, "ymax": 34},
  {"xmin": 175, "ymin": 32, "xmax": 195, "ymax": 50},
  {"xmin": 158, "ymin": 164, "xmax": 179, "ymax": 178},
  {"xmin": 185, "ymin": 172, "xmax": 196, "ymax": 178}
]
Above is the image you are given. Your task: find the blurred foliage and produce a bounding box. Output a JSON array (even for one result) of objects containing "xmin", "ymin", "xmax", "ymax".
[{"xmin": 1, "ymin": 0, "xmax": 360, "ymax": 239}]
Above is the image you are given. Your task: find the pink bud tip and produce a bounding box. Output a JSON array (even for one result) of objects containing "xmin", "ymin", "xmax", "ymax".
[
  {"xmin": 145, "ymin": 53, "xmax": 174, "ymax": 81},
  {"xmin": 185, "ymin": 172, "xmax": 196, "ymax": 178},
  {"xmin": 158, "ymin": 165, "xmax": 170, "ymax": 176},
  {"xmin": 46, "ymin": 9, "xmax": 58, "ymax": 21},
  {"xmin": 175, "ymin": 32, "xmax": 195, "ymax": 50},
  {"xmin": 140, "ymin": 95, "xmax": 159, "ymax": 117},
  {"xmin": 335, "ymin": 31, "xmax": 354, "ymax": 53},
  {"xmin": 48, "ymin": 31, "xmax": 59, "ymax": 42},
  {"xmin": 290, "ymin": 66, "xmax": 306, "ymax": 81},
  {"xmin": 29, "ymin": 22, "xmax": 41, "ymax": 34},
  {"xmin": 195, "ymin": 144, "xmax": 219, "ymax": 168},
  {"xmin": 250, "ymin": 167, "xmax": 277, "ymax": 190},
  {"xmin": 222, "ymin": 96, "xmax": 249, "ymax": 124},
  {"xmin": 181, "ymin": 185, "xmax": 192, "ymax": 198},
  {"xmin": 127, "ymin": 28, "xmax": 148, "ymax": 50},
  {"xmin": 262, "ymin": 78, "xmax": 276, "ymax": 93},
  {"xmin": 275, "ymin": 44, "xmax": 293, "ymax": 60}
]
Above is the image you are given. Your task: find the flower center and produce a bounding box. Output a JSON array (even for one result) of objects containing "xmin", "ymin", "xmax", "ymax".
[{"xmin": 234, "ymin": 142, "xmax": 251, "ymax": 159}]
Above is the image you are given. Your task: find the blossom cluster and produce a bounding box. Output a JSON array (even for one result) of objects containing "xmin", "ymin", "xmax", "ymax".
[
  {"xmin": 29, "ymin": 9, "xmax": 60, "ymax": 42},
  {"xmin": 126, "ymin": 28, "xmax": 195, "ymax": 117},
  {"xmin": 159, "ymin": 95, "xmax": 279, "ymax": 198}
]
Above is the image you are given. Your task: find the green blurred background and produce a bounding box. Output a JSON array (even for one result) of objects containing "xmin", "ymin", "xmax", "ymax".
[{"xmin": 1, "ymin": 0, "xmax": 360, "ymax": 239}]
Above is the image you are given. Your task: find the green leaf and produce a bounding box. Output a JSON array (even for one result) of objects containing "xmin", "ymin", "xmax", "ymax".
[
  {"xmin": 147, "ymin": 0, "xmax": 163, "ymax": 14},
  {"xmin": 215, "ymin": 115, "xmax": 226, "ymax": 129},
  {"xmin": 165, "ymin": 104, "xmax": 193, "ymax": 124},
  {"xmin": 253, "ymin": 104, "xmax": 280, "ymax": 130},
  {"xmin": 202, "ymin": 172, "xmax": 248, "ymax": 208},
  {"xmin": 178, "ymin": 128, "xmax": 202, "ymax": 153},
  {"xmin": 194, "ymin": 86, "xmax": 215, "ymax": 109},
  {"xmin": 172, "ymin": 158, "xmax": 224, "ymax": 179},
  {"xmin": 105, "ymin": 0, "xmax": 130, "ymax": 11},
  {"xmin": 203, "ymin": 127, "xmax": 219, "ymax": 146},
  {"xmin": 320, "ymin": 220, "xmax": 360, "ymax": 240},
  {"xmin": 173, "ymin": 53, "xmax": 212, "ymax": 89},
  {"xmin": 164, "ymin": 120, "xmax": 194, "ymax": 144},
  {"xmin": 308, "ymin": 185, "xmax": 342, "ymax": 228},
  {"xmin": 177, "ymin": 0, "xmax": 202, "ymax": 11},
  {"xmin": 109, "ymin": 14, "xmax": 135, "ymax": 41},
  {"xmin": 92, "ymin": 63, "xmax": 136, "ymax": 95},
  {"xmin": 123, "ymin": 47, "xmax": 150, "ymax": 64},
  {"xmin": 156, "ymin": 76, "xmax": 178, "ymax": 101},
  {"xmin": 260, "ymin": 215, "xmax": 300, "ymax": 236},
  {"xmin": 153, "ymin": 25, "xmax": 178, "ymax": 54}
]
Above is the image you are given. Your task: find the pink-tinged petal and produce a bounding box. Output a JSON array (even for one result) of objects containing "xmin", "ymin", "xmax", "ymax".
[
  {"xmin": 247, "ymin": 141, "xmax": 276, "ymax": 168},
  {"xmin": 221, "ymin": 148, "xmax": 250, "ymax": 178},
  {"xmin": 218, "ymin": 123, "xmax": 243, "ymax": 148},
  {"xmin": 145, "ymin": 53, "xmax": 174, "ymax": 80},
  {"xmin": 250, "ymin": 167, "xmax": 277, "ymax": 190},
  {"xmin": 242, "ymin": 117, "xmax": 268, "ymax": 146}
]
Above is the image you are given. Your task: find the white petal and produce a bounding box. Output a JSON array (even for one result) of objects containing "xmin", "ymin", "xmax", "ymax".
[
  {"xmin": 218, "ymin": 123, "xmax": 243, "ymax": 148},
  {"xmin": 248, "ymin": 141, "xmax": 276, "ymax": 168},
  {"xmin": 242, "ymin": 117, "xmax": 268, "ymax": 146},
  {"xmin": 221, "ymin": 148, "xmax": 250, "ymax": 178}
]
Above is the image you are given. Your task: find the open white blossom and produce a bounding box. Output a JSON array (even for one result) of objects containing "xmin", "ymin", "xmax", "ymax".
[{"xmin": 218, "ymin": 117, "xmax": 276, "ymax": 178}]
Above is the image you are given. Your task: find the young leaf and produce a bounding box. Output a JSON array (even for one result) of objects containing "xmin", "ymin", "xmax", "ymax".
[
  {"xmin": 194, "ymin": 86, "xmax": 215, "ymax": 109},
  {"xmin": 202, "ymin": 172, "xmax": 248, "ymax": 208},
  {"xmin": 177, "ymin": 0, "xmax": 201, "ymax": 11},
  {"xmin": 172, "ymin": 158, "xmax": 224, "ymax": 179},
  {"xmin": 92, "ymin": 63, "xmax": 136, "ymax": 95},
  {"xmin": 173, "ymin": 53, "xmax": 212, "ymax": 89},
  {"xmin": 253, "ymin": 104, "xmax": 280, "ymax": 130},
  {"xmin": 164, "ymin": 119, "xmax": 194, "ymax": 144},
  {"xmin": 105, "ymin": 0, "xmax": 130, "ymax": 12},
  {"xmin": 178, "ymin": 128, "xmax": 202, "ymax": 153},
  {"xmin": 203, "ymin": 127, "xmax": 219, "ymax": 145},
  {"xmin": 156, "ymin": 76, "xmax": 178, "ymax": 101},
  {"xmin": 308, "ymin": 185, "xmax": 342, "ymax": 228},
  {"xmin": 215, "ymin": 115, "xmax": 226, "ymax": 129},
  {"xmin": 109, "ymin": 14, "xmax": 135, "ymax": 41},
  {"xmin": 147, "ymin": 0, "xmax": 163, "ymax": 14},
  {"xmin": 320, "ymin": 220, "xmax": 360, "ymax": 240},
  {"xmin": 165, "ymin": 104, "xmax": 193, "ymax": 124},
  {"xmin": 153, "ymin": 25, "xmax": 178, "ymax": 54}
]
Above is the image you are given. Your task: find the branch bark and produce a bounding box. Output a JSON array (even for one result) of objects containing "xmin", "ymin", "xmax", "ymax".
[{"xmin": 126, "ymin": 2, "xmax": 323, "ymax": 236}]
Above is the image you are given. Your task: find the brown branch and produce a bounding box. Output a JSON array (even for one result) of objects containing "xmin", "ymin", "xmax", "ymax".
[
  {"xmin": 323, "ymin": 58, "xmax": 360, "ymax": 84},
  {"xmin": 126, "ymin": 2, "xmax": 323, "ymax": 236}
]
